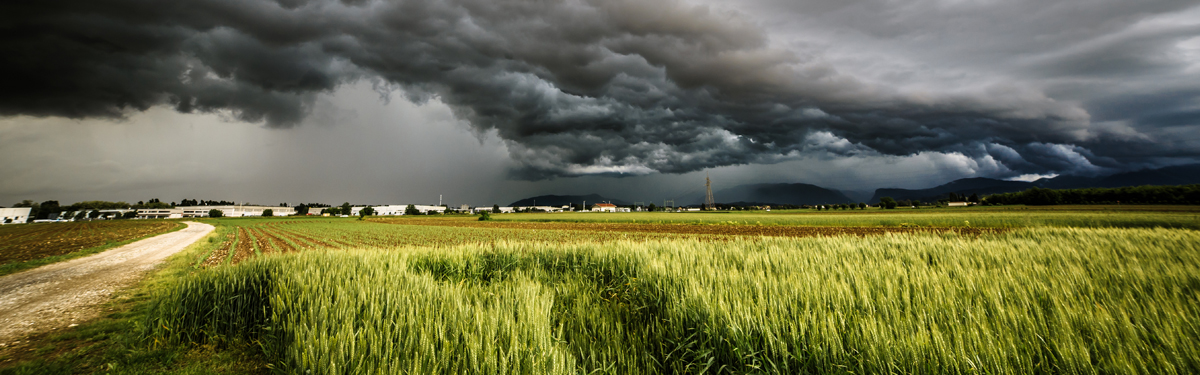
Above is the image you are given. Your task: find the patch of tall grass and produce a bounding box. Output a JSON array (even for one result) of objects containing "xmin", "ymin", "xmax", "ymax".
[{"xmin": 143, "ymin": 228, "xmax": 1200, "ymax": 374}]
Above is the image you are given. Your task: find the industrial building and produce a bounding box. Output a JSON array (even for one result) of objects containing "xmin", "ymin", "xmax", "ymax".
[
  {"xmin": 354, "ymin": 205, "xmax": 447, "ymax": 216},
  {"xmin": 473, "ymin": 206, "xmax": 515, "ymax": 213},
  {"xmin": 137, "ymin": 209, "xmax": 183, "ymax": 219},
  {"xmin": 0, "ymin": 207, "xmax": 32, "ymax": 224},
  {"xmin": 136, "ymin": 205, "xmax": 296, "ymax": 219}
]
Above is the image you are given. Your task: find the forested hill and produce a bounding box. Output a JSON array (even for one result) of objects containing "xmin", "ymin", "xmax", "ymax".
[
  {"xmin": 509, "ymin": 194, "xmax": 630, "ymax": 207},
  {"xmin": 701, "ymin": 183, "xmax": 856, "ymax": 206},
  {"xmin": 869, "ymin": 163, "xmax": 1200, "ymax": 204}
]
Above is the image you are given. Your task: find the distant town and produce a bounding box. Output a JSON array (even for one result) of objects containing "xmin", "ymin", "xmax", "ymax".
[{"xmin": 1, "ymin": 200, "xmax": 774, "ymax": 224}]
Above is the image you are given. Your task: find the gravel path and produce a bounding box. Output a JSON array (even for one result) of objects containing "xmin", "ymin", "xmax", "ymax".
[{"xmin": 0, "ymin": 221, "xmax": 213, "ymax": 343}]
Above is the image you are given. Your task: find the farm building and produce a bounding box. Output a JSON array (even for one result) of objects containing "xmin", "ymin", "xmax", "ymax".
[
  {"xmin": 591, "ymin": 203, "xmax": 617, "ymax": 212},
  {"xmin": 946, "ymin": 202, "xmax": 970, "ymax": 207},
  {"xmin": 0, "ymin": 207, "xmax": 32, "ymax": 224}
]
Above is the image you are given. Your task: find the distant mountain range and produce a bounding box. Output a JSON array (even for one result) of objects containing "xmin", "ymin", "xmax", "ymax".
[
  {"xmin": 691, "ymin": 183, "xmax": 856, "ymax": 206},
  {"xmin": 509, "ymin": 194, "xmax": 629, "ymax": 207},
  {"xmin": 510, "ymin": 164, "xmax": 1200, "ymax": 207},
  {"xmin": 868, "ymin": 163, "xmax": 1200, "ymax": 204}
]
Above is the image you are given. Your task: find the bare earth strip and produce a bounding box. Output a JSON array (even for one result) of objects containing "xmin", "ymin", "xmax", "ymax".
[{"xmin": 0, "ymin": 221, "xmax": 213, "ymax": 343}]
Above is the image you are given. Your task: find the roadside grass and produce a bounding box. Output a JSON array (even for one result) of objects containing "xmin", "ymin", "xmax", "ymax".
[
  {"xmin": 0, "ymin": 222, "xmax": 186, "ymax": 277},
  {"xmin": 0, "ymin": 225, "xmax": 269, "ymax": 374}
]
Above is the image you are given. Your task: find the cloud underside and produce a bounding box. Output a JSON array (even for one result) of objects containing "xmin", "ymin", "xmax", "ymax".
[{"xmin": 1, "ymin": 0, "xmax": 1197, "ymax": 179}]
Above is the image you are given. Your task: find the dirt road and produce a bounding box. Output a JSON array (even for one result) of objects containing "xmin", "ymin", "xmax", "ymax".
[{"xmin": 0, "ymin": 221, "xmax": 213, "ymax": 343}]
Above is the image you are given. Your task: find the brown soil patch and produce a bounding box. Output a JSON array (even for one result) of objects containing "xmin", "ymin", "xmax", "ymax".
[
  {"xmin": 255, "ymin": 228, "xmax": 297, "ymax": 253},
  {"xmin": 229, "ymin": 228, "xmax": 255, "ymax": 264},
  {"xmin": 267, "ymin": 226, "xmax": 347, "ymax": 249},
  {"xmin": 201, "ymin": 232, "xmax": 235, "ymax": 267},
  {"xmin": 0, "ymin": 221, "xmax": 179, "ymax": 266}
]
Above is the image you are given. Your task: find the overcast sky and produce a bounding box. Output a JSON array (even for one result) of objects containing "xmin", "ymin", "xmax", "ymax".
[{"xmin": 2, "ymin": 0, "xmax": 1199, "ymax": 206}]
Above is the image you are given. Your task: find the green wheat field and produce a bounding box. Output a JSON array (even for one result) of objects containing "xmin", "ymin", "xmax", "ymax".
[{"xmin": 127, "ymin": 207, "xmax": 1200, "ymax": 374}]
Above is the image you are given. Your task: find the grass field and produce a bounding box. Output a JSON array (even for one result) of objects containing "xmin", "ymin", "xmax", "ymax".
[
  {"xmin": 144, "ymin": 227, "xmax": 1200, "ymax": 374},
  {"xmin": 0, "ymin": 220, "xmax": 183, "ymax": 276},
  {"xmin": 3, "ymin": 207, "xmax": 1198, "ymax": 374}
]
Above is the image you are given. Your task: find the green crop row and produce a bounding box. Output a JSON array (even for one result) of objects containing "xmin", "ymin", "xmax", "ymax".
[{"xmin": 143, "ymin": 227, "xmax": 1200, "ymax": 374}]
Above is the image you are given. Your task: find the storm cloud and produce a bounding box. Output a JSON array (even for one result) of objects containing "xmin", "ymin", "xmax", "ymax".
[{"xmin": 2, "ymin": 0, "xmax": 1198, "ymax": 179}]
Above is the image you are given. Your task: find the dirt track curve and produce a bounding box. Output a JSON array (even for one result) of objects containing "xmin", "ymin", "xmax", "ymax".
[{"xmin": 0, "ymin": 221, "xmax": 213, "ymax": 343}]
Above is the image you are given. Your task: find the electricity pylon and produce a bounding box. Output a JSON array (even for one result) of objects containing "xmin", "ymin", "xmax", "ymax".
[{"xmin": 704, "ymin": 171, "xmax": 715, "ymax": 210}]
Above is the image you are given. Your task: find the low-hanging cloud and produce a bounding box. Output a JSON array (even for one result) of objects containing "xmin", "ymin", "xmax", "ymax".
[{"xmin": 1, "ymin": 0, "xmax": 1195, "ymax": 180}]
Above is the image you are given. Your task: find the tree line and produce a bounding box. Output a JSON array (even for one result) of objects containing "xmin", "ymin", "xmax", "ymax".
[{"xmin": 983, "ymin": 185, "xmax": 1200, "ymax": 205}]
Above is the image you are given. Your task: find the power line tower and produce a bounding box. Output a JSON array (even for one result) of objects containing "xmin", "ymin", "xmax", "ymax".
[{"xmin": 704, "ymin": 171, "xmax": 715, "ymax": 210}]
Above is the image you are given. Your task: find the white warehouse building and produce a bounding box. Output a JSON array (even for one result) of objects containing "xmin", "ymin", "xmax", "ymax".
[
  {"xmin": 137, "ymin": 205, "xmax": 296, "ymax": 219},
  {"xmin": 1, "ymin": 207, "xmax": 32, "ymax": 224},
  {"xmin": 356, "ymin": 205, "xmax": 447, "ymax": 215}
]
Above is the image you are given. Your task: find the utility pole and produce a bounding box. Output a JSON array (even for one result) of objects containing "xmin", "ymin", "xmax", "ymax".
[{"xmin": 439, "ymin": 195, "xmax": 442, "ymax": 206}]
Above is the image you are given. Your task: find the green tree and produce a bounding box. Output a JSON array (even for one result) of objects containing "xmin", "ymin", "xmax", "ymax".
[
  {"xmin": 1023, "ymin": 187, "xmax": 1060, "ymax": 206},
  {"xmin": 208, "ymin": 209, "xmax": 223, "ymax": 218},
  {"xmin": 296, "ymin": 205, "xmax": 310, "ymax": 215},
  {"xmin": 341, "ymin": 202, "xmax": 352, "ymax": 216},
  {"xmin": 74, "ymin": 211, "xmax": 87, "ymax": 221},
  {"xmin": 88, "ymin": 210, "xmax": 101, "ymax": 219},
  {"xmin": 493, "ymin": 204, "xmax": 501, "ymax": 213},
  {"xmin": 358, "ymin": 206, "xmax": 375, "ymax": 220},
  {"xmin": 478, "ymin": 211, "xmax": 492, "ymax": 221},
  {"xmin": 405, "ymin": 204, "xmax": 420, "ymax": 216},
  {"xmin": 123, "ymin": 211, "xmax": 137, "ymax": 219},
  {"xmin": 647, "ymin": 203, "xmax": 657, "ymax": 212},
  {"xmin": 880, "ymin": 197, "xmax": 898, "ymax": 209},
  {"xmin": 262, "ymin": 209, "xmax": 274, "ymax": 217},
  {"xmin": 858, "ymin": 202, "xmax": 866, "ymax": 209},
  {"xmin": 38, "ymin": 200, "xmax": 61, "ymax": 219}
]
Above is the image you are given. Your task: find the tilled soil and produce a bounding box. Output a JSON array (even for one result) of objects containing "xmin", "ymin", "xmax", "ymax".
[
  {"xmin": 0, "ymin": 221, "xmax": 213, "ymax": 344},
  {"xmin": 0, "ymin": 221, "xmax": 178, "ymax": 266}
]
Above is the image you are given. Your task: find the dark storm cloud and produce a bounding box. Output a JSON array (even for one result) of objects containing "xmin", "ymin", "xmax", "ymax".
[{"xmin": 2, "ymin": 0, "xmax": 1197, "ymax": 179}]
